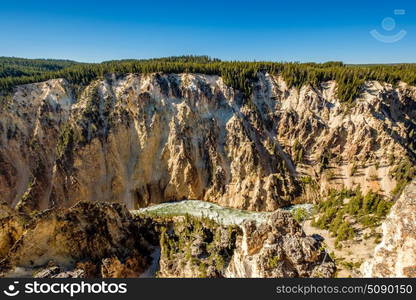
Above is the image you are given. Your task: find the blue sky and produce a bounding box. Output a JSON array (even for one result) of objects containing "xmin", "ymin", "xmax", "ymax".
[{"xmin": 1, "ymin": 0, "xmax": 415, "ymax": 63}]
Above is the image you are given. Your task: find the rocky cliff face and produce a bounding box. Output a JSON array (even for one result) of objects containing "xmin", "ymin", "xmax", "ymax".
[
  {"xmin": 0, "ymin": 73, "xmax": 414, "ymax": 211},
  {"xmin": 362, "ymin": 180, "xmax": 416, "ymax": 277}
]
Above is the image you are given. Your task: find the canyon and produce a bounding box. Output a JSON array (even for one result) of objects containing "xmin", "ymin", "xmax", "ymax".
[{"xmin": 0, "ymin": 71, "xmax": 415, "ymax": 277}]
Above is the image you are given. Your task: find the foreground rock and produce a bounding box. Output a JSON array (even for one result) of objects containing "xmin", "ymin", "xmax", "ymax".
[
  {"xmin": 0, "ymin": 202, "xmax": 153, "ymax": 278},
  {"xmin": 362, "ymin": 180, "xmax": 416, "ymax": 277},
  {"xmin": 156, "ymin": 210, "xmax": 335, "ymax": 278},
  {"xmin": 0, "ymin": 201, "xmax": 335, "ymax": 278}
]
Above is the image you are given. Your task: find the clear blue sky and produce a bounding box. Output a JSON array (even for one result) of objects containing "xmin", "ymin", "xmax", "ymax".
[{"xmin": 1, "ymin": 0, "xmax": 415, "ymax": 63}]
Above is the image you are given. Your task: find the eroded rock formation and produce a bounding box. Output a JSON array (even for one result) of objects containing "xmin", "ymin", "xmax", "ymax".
[{"xmin": 225, "ymin": 211, "xmax": 335, "ymax": 278}]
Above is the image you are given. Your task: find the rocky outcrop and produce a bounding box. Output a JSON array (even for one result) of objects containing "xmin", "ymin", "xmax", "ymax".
[
  {"xmin": 225, "ymin": 211, "xmax": 335, "ymax": 278},
  {"xmin": 362, "ymin": 180, "xmax": 416, "ymax": 277},
  {"xmin": 156, "ymin": 211, "xmax": 335, "ymax": 278},
  {"xmin": 0, "ymin": 202, "xmax": 153, "ymax": 278},
  {"xmin": 0, "ymin": 73, "xmax": 414, "ymax": 212}
]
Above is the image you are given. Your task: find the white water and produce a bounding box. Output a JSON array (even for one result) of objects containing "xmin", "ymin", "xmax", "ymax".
[
  {"xmin": 131, "ymin": 200, "xmax": 314, "ymax": 226},
  {"xmin": 132, "ymin": 200, "xmax": 273, "ymax": 226}
]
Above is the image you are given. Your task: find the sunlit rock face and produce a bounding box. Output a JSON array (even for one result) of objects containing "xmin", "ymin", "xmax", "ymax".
[
  {"xmin": 362, "ymin": 180, "xmax": 416, "ymax": 278},
  {"xmin": 0, "ymin": 73, "xmax": 414, "ymax": 211}
]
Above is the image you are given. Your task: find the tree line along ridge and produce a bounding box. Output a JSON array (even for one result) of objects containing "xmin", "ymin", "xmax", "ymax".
[{"xmin": 2, "ymin": 56, "xmax": 416, "ymax": 104}]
